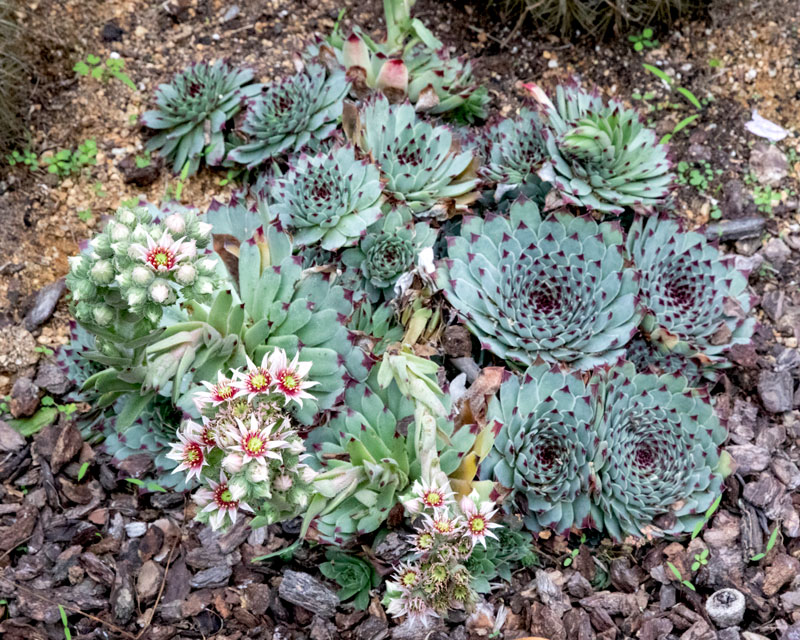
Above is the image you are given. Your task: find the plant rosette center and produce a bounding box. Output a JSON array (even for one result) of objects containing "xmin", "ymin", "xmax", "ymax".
[{"xmin": 146, "ymin": 246, "xmax": 177, "ymax": 271}]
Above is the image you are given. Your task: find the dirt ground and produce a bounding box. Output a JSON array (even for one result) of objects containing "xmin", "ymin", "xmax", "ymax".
[{"xmin": 1, "ymin": 0, "xmax": 800, "ymax": 638}]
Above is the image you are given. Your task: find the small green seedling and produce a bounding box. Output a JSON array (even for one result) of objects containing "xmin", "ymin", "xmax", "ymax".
[
  {"xmin": 691, "ymin": 548, "xmax": 709, "ymax": 571},
  {"xmin": 691, "ymin": 494, "xmax": 722, "ymax": 539},
  {"xmin": 58, "ymin": 604, "xmax": 72, "ymax": 640},
  {"xmin": 34, "ymin": 345, "xmax": 54, "ymax": 357},
  {"xmin": 563, "ymin": 533, "xmax": 587, "ymax": 567},
  {"xmin": 7, "ymin": 148, "xmax": 39, "ymax": 171},
  {"xmin": 666, "ymin": 561, "xmax": 696, "ymax": 591},
  {"xmin": 135, "ymin": 151, "xmax": 152, "ymax": 168},
  {"xmin": 629, "ymin": 28, "xmax": 659, "ymax": 51},
  {"xmin": 77, "ymin": 208, "xmax": 94, "ymax": 223},
  {"xmin": 74, "ymin": 54, "xmax": 136, "ymax": 91},
  {"xmin": 77, "ymin": 461, "xmax": 90, "ymax": 481},
  {"xmin": 751, "ymin": 524, "xmax": 781, "ymax": 561}
]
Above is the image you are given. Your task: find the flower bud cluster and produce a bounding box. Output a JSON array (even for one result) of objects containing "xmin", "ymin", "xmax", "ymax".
[
  {"xmin": 167, "ymin": 348, "xmax": 318, "ymax": 531},
  {"xmin": 384, "ymin": 480, "xmax": 501, "ymax": 627},
  {"xmin": 66, "ymin": 203, "xmax": 218, "ymax": 330}
]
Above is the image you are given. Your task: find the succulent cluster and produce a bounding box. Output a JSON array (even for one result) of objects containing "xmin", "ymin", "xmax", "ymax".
[
  {"xmin": 168, "ymin": 348, "xmax": 317, "ymax": 529},
  {"xmin": 142, "ymin": 60, "xmax": 262, "ymax": 175},
  {"xmin": 66, "ymin": 203, "xmax": 218, "ymax": 331},
  {"xmin": 228, "ymin": 63, "xmax": 349, "ymax": 168},
  {"xmin": 480, "ymin": 363, "xmax": 729, "ymax": 540}
]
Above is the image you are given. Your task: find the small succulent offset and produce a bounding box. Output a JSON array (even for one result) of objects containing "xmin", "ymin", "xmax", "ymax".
[
  {"xmin": 625, "ymin": 332, "xmax": 705, "ymax": 385},
  {"xmin": 341, "ymin": 208, "xmax": 437, "ymax": 302},
  {"xmin": 356, "ymin": 95, "xmax": 480, "ymax": 219},
  {"xmin": 141, "ymin": 60, "xmax": 261, "ymax": 175},
  {"xmin": 436, "ymin": 199, "xmax": 641, "ymax": 369},
  {"xmin": 384, "ymin": 484, "xmax": 500, "ymax": 626},
  {"xmin": 531, "ymin": 82, "xmax": 673, "ymax": 213},
  {"xmin": 66, "ymin": 203, "xmax": 218, "ymax": 331},
  {"xmin": 480, "ymin": 107, "xmax": 549, "ymax": 190},
  {"xmin": 168, "ymin": 348, "xmax": 317, "ymax": 530},
  {"xmin": 320, "ymin": 551, "xmax": 381, "ymax": 611},
  {"xmin": 465, "ymin": 525, "xmax": 537, "ymax": 594},
  {"xmin": 627, "ymin": 215, "xmax": 755, "ymax": 371},
  {"xmin": 270, "ymin": 145, "xmax": 383, "ymax": 250},
  {"xmin": 481, "ymin": 362, "xmax": 730, "ymax": 541},
  {"xmin": 227, "ymin": 63, "xmax": 349, "ymax": 168}
]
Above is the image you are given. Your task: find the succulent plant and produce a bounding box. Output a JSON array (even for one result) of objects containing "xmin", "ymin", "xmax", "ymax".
[
  {"xmin": 66, "ymin": 202, "xmax": 218, "ymax": 333},
  {"xmin": 341, "ymin": 208, "xmax": 437, "ymax": 302},
  {"xmin": 590, "ymin": 363, "xmax": 729, "ymax": 541},
  {"xmin": 356, "ymin": 95, "xmax": 480, "ymax": 219},
  {"xmin": 465, "ymin": 525, "xmax": 537, "ymax": 593},
  {"xmin": 480, "ymin": 107, "xmax": 549, "ymax": 189},
  {"xmin": 320, "ymin": 550, "xmax": 380, "ymax": 610},
  {"xmin": 142, "ymin": 60, "xmax": 261, "ymax": 175},
  {"xmin": 479, "ymin": 365, "xmax": 600, "ymax": 535},
  {"xmin": 626, "ymin": 215, "xmax": 755, "ymax": 370},
  {"xmin": 534, "ymin": 82, "xmax": 673, "ymax": 213},
  {"xmin": 307, "ymin": 366, "xmax": 474, "ymax": 545},
  {"xmin": 307, "ymin": 0, "xmax": 489, "ymax": 122},
  {"xmin": 227, "ymin": 63, "xmax": 349, "ymax": 168},
  {"xmin": 436, "ymin": 199, "xmax": 642, "ymax": 368},
  {"xmin": 270, "ymin": 145, "xmax": 383, "ymax": 250}
]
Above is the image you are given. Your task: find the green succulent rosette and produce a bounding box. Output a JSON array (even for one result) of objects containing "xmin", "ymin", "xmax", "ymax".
[
  {"xmin": 480, "ymin": 107, "xmax": 548, "ymax": 189},
  {"xmin": 626, "ymin": 215, "xmax": 756, "ymax": 371},
  {"xmin": 539, "ymin": 83, "xmax": 673, "ymax": 213},
  {"xmin": 270, "ymin": 145, "xmax": 383, "ymax": 250},
  {"xmin": 436, "ymin": 199, "xmax": 642, "ymax": 369},
  {"xmin": 341, "ymin": 207, "xmax": 437, "ymax": 302},
  {"xmin": 142, "ymin": 60, "xmax": 262, "ymax": 175},
  {"xmin": 228, "ymin": 63, "xmax": 349, "ymax": 169}
]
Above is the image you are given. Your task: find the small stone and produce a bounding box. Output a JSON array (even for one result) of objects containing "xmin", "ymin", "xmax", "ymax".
[
  {"xmin": 117, "ymin": 154, "xmax": 163, "ymax": 187},
  {"xmin": 758, "ymin": 369, "xmax": 794, "ymax": 413},
  {"xmin": 0, "ymin": 325, "xmax": 39, "ymax": 374},
  {"xmin": 609, "ymin": 557, "xmax": 646, "ymax": 593},
  {"xmin": 566, "ymin": 571, "xmax": 593, "ymax": 598},
  {"xmin": 726, "ymin": 444, "xmax": 771, "ymax": 474},
  {"xmin": 0, "ymin": 420, "xmax": 26, "ymax": 452},
  {"xmin": 442, "ymin": 325, "xmax": 473, "ymax": 358},
  {"xmin": 743, "ymin": 472, "xmax": 783, "ymax": 508},
  {"xmin": 705, "ymin": 588, "xmax": 745, "ymax": 627},
  {"xmin": 9, "ymin": 377, "xmax": 40, "ymax": 418},
  {"xmin": 781, "ymin": 622, "xmax": 800, "ymax": 640},
  {"xmin": 244, "ymin": 583, "xmax": 271, "ymax": 615},
  {"xmin": 761, "ymin": 238, "xmax": 792, "ymax": 270},
  {"xmin": 781, "ymin": 590, "xmax": 800, "ymax": 611},
  {"xmin": 720, "ymin": 180, "xmax": 754, "ymax": 220},
  {"xmin": 101, "ymin": 20, "xmax": 124, "ymax": 41},
  {"xmin": 278, "ymin": 570, "xmax": 339, "ymax": 618},
  {"xmin": 761, "ymin": 289, "xmax": 785, "ymax": 323},
  {"xmin": 24, "ymin": 279, "xmax": 65, "ymax": 331},
  {"xmin": 221, "ymin": 5, "xmax": 240, "ymax": 21},
  {"xmin": 125, "ymin": 522, "xmax": 147, "ymax": 538},
  {"xmin": 718, "ymin": 628, "xmax": 741, "ymax": 640},
  {"xmin": 763, "ymin": 554, "xmax": 800, "ymax": 596},
  {"xmin": 772, "ymin": 457, "xmax": 800, "ymax": 490},
  {"xmin": 137, "ymin": 560, "xmax": 164, "ymax": 602},
  {"xmin": 750, "ymin": 143, "xmax": 789, "ymax": 186},
  {"xmin": 355, "ymin": 616, "xmax": 388, "ymax": 640},
  {"xmin": 34, "ymin": 361, "xmax": 71, "ymax": 395},
  {"xmin": 190, "ymin": 565, "xmax": 232, "ymax": 589},
  {"xmin": 51, "ymin": 423, "xmax": 83, "ymax": 473},
  {"xmin": 705, "ymin": 217, "xmax": 765, "ymax": 241}
]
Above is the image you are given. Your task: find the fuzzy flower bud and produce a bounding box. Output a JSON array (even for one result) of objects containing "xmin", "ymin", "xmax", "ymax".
[
  {"xmin": 90, "ymin": 259, "xmax": 114, "ymax": 285},
  {"xmin": 194, "ymin": 277, "xmax": 215, "ymax": 296},
  {"xmin": 175, "ymin": 263, "xmax": 197, "ymax": 285},
  {"xmin": 148, "ymin": 280, "xmax": 172, "ymax": 304},
  {"xmin": 222, "ymin": 452, "xmax": 244, "ymax": 474},
  {"xmin": 117, "ymin": 207, "xmax": 137, "ymax": 226},
  {"xmin": 126, "ymin": 287, "xmax": 147, "ymax": 308},
  {"xmin": 246, "ymin": 462, "xmax": 269, "ymax": 484},
  {"xmin": 131, "ymin": 265, "xmax": 155, "ymax": 286},
  {"xmin": 90, "ymin": 234, "xmax": 112, "ymax": 258},
  {"xmin": 274, "ymin": 474, "xmax": 293, "ymax": 491},
  {"xmin": 180, "ymin": 239, "xmax": 197, "ymax": 258},
  {"xmin": 71, "ymin": 279, "xmax": 96, "ymax": 302},
  {"xmin": 163, "ymin": 213, "xmax": 186, "ymax": 235},
  {"xmin": 130, "ymin": 224, "xmax": 150, "ymax": 246},
  {"xmin": 196, "ymin": 221, "xmax": 213, "ymax": 238},
  {"xmin": 92, "ymin": 304, "xmax": 114, "ymax": 327},
  {"xmin": 109, "ymin": 221, "xmax": 130, "ymax": 243},
  {"xmin": 196, "ymin": 257, "xmax": 217, "ymax": 275}
]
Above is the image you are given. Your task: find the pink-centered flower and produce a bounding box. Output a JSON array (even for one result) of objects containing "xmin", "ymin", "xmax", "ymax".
[
  {"xmin": 129, "ymin": 230, "xmax": 193, "ymax": 273},
  {"xmin": 232, "ymin": 354, "xmax": 273, "ymax": 402},
  {"xmin": 228, "ymin": 414, "xmax": 288, "ymax": 468},
  {"xmin": 405, "ymin": 478, "xmax": 454, "ymax": 514},
  {"xmin": 268, "ymin": 348, "xmax": 317, "ymax": 407},
  {"xmin": 193, "ymin": 471, "xmax": 253, "ymax": 530},
  {"xmin": 166, "ymin": 420, "xmax": 207, "ymax": 481},
  {"xmin": 198, "ymin": 417, "xmax": 218, "ymax": 448},
  {"xmin": 423, "ymin": 509, "xmax": 462, "ymax": 537},
  {"xmin": 459, "ymin": 496, "xmax": 501, "ymax": 548},
  {"xmin": 385, "ymin": 585, "xmax": 438, "ymax": 627},
  {"xmin": 195, "ymin": 371, "xmax": 237, "ymax": 408}
]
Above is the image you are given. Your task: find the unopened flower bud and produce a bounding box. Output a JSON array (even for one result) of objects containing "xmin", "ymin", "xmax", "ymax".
[
  {"xmin": 144, "ymin": 305, "xmax": 162, "ymax": 324},
  {"xmin": 130, "ymin": 224, "xmax": 149, "ymax": 244},
  {"xmin": 223, "ymin": 452, "xmax": 244, "ymax": 474},
  {"xmin": 92, "ymin": 304, "xmax": 114, "ymax": 327},
  {"xmin": 175, "ymin": 264, "xmax": 197, "ymax": 285},
  {"xmin": 131, "ymin": 265, "xmax": 154, "ymax": 286},
  {"xmin": 343, "ymin": 33, "xmax": 371, "ymax": 73},
  {"xmin": 181, "ymin": 239, "xmax": 197, "ymax": 258},
  {"xmin": 229, "ymin": 477, "xmax": 248, "ymax": 500},
  {"xmin": 301, "ymin": 465, "xmax": 317, "ymax": 484},
  {"xmin": 274, "ymin": 474, "xmax": 293, "ymax": 491},
  {"xmin": 288, "ymin": 439, "xmax": 305, "ymax": 455},
  {"xmin": 148, "ymin": 280, "xmax": 172, "ymax": 304},
  {"xmin": 196, "ymin": 257, "xmax": 217, "ymax": 275},
  {"xmin": 163, "ymin": 213, "xmax": 186, "ymax": 235},
  {"xmin": 247, "ymin": 463, "xmax": 269, "ymax": 484},
  {"xmin": 90, "ymin": 234, "xmax": 112, "ymax": 258},
  {"xmin": 109, "ymin": 221, "xmax": 130, "ymax": 243},
  {"xmin": 72, "ymin": 279, "xmax": 97, "ymax": 302},
  {"xmin": 116, "ymin": 207, "xmax": 137, "ymax": 226},
  {"xmin": 90, "ymin": 259, "xmax": 114, "ymax": 284},
  {"xmin": 196, "ymin": 221, "xmax": 213, "ymax": 238},
  {"xmin": 376, "ymin": 59, "xmax": 409, "ymax": 102},
  {"xmin": 68, "ymin": 255, "xmax": 86, "ymax": 273},
  {"xmin": 127, "ymin": 287, "xmax": 147, "ymax": 307}
]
